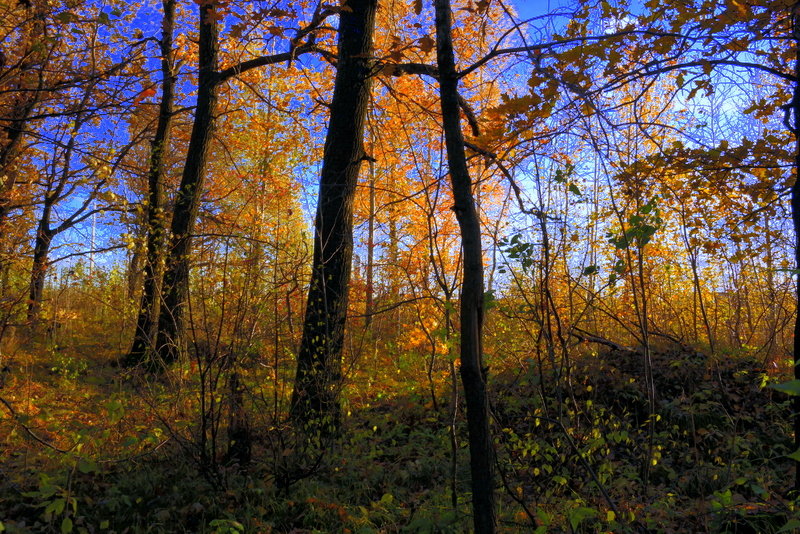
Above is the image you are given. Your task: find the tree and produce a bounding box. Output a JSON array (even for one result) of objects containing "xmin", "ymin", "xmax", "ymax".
[
  {"xmin": 434, "ymin": 0, "xmax": 495, "ymax": 530},
  {"xmin": 0, "ymin": 0, "xmax": 46, "ymax": 232},
  {"xmin": 126, "ymin": 0, "xmax": 177, "ymax": 365},
  {"xmin": 788, "ymin": 0, "xmax": 800, "ymax": 493},
  {"xmin": 17, "ymin": 3, "xmax": 145, "ymax": 322},
  {"xmin": 289, "ymin": 0, "xmax": 379, "ymax": 433},
  {"xmin": 153, "ymin": 0, "xmax": 222, "ymax": 364},
  {"xmin": 154, "ymin": 0, "xmax": 331, "ymax": 365}
]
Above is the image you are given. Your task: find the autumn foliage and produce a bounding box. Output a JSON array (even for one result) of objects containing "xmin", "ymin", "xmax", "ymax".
[{"xmin": 1, "ymin": 0, "xmax": 799, "ymax": 532}]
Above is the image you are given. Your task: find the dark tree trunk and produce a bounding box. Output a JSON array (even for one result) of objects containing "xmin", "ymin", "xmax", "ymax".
[
  {"xmin": 27, "ymin": 205, "xmax": 54, "ymax": 322},
  {"xmin": 365, "ymin": 158, "xmax": 376, "ymax": 327},
  {"xmin": 434, "ymin": 0, "xmax": 496, "ymax": 531},
  {"xmin": 790, "ymin": 1, "xmax": 800, "ymax": 494},
  {"xmin": 289, "ymin": 0, "xmax": 378, "ymax": 432},
  {"xmin": 155, "ymin": 1, "xmax": 219, "ymax": 365},
  {"xmin": 126, "ymin": 0, "xmax": 177, "ymax": 366}
]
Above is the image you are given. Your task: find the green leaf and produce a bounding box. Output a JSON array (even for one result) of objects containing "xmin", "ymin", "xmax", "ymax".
[
  {"xmin": 61, "ymin": 517, "xmax": 73, "ymax": 534},
  {"xmin": 77, "ymin": 457, "xmax": 97, "ymax": 474},
  {"xmin": 483, "ymin": 290, "xmax": 497, "ymax": 310},
  {"xmin": 778, "ymin": 519, "xmax": 800, "ymax": 533},
  {"xmin": 787, "ymin": 448, "xmax": 800, "ymax": 462},
  {"xmin": 582, "ymin": 265, "xmax": 598, "ymax": 276},
  {"xmin": 536, "ymin": 508, "xmax": 552, "ymax": 526},
  {"xmin": 568, "ymin": 183, "xmax": 582, "ymax": 196},
  {"xmin": 569, "ymin": 507, "xmax": 597, "ymax": 531},
  {"xmin": 770, "ymin": 380, "xmax": 800, "ymax": 396},
  {"xmin": 56, "ymin": 12, "xmax": 77, "ymax": 23},
  {"xmin": 47, "ymin": 498, "xmax": 66, "ymax": 516},
  {"xmin": 98, "ymin": 12, "xmax": 111, "ymax": 25}
]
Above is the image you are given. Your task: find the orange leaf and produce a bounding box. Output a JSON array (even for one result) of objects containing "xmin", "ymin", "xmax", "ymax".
[{"xmin": 133, "ymin": 87, "xmax": 157, "ymax": 106}]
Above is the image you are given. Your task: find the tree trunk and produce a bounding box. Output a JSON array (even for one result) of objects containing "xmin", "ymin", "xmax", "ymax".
[
  {"xmin": 790, "ymin": 1, "xmax": 800, "ymax": 493},
  {"xmin": 126, "ymin": 0, "xmax": 177, "ymax": 366},
  {"xmin": 155, "ymin": 1, "xmax": 219, "ymax": 365},
  {"xmin": 27, "ymin": 205, "xmax": 54, "ymax": 322},
  {"xmin": 433, "ymin": 0, "xmax": 496, "ymax": 531},
  {"xmin": 289, "ymin": 0, "xmax": 378, "ymax": 432},
  {"xmin": 365, "ymin": 157, "xmax": 376, "ymax": 327}
]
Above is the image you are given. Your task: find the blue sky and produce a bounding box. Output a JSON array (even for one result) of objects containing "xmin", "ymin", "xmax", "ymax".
[{"xmin": 514, "ymin": 0, "xmax": 560, "ymax": 20}]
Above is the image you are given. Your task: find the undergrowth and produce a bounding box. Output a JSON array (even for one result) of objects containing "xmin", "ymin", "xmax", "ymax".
[{"xmin": 1, "ymin": 340, "xmax": 798, "ymax": 533}]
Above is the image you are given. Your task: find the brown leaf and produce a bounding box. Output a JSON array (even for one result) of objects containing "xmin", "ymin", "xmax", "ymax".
[
  {"xmin": 418, "ymin": 35, "xmax": 434, "ymax": 54},
  {"xmin": 267, "ymin": 8, "xmax": 292, "ymax": 18},
  {"xmin": 204, "ymin": 8, "xmax": 225, "ymax": 24},
  {"xmin": 229, "ymin": 23, "xmax": 245, "ymax": 39}
]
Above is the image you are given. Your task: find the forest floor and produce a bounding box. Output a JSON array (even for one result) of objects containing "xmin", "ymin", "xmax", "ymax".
[{"xmin": 0, "ymin": 335, "xmax": 798, "ymax": 533}]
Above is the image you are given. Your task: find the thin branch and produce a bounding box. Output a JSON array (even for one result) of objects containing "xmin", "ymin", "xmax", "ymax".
[{"xmin": 1, "ymin": 395, "xmax": 72, "ymax": 453}]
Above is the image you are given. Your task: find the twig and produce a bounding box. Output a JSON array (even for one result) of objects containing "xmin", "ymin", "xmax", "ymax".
[
  {"xmin": 570, "ymin": 326, "xmax": 637, "ymax": 354},
  {"xmin": 0, "ymin": 395, "xmax": 72, "ymax": 453}
]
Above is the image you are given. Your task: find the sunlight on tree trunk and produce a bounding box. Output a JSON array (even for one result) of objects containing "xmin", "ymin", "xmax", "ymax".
[
  {"xmin": 126, "ymin": 0, "xmax": 176, "ymax": 367},
  {"xmin": 156, "ymin": 0, "xmax": 220, "ymax": 365}
]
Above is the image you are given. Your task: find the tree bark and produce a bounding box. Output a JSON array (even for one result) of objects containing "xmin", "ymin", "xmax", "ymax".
[
  {"xmin": 27, "ymin": 206, "xmax": 54, "ymax": 322},
  {"xmin": 155, "ymin": 0, "xmax": 219, "ymax": 365},
  {"xmin": 289, "ymin": 0, "xmax": 378, "ymax": 432},
  {"xmin": 790, "ymin": 1, "xmax": 800, "ymax": 494},
  {"xmin": 433, "ymin": 0, "xmax": 496, "ymax": 531},
  {"xmin": 365, "ymin": 157, "xmax": 376, "ymax": 327},
  {"xmin": 126, "ymin": 0, "xmax": 177, "ymax": 366}
]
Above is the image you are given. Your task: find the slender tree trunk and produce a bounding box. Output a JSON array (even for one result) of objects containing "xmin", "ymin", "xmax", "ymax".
[
  {"xmin": 434, "ymin": 0, "xmax": 495, "ymax": 531},
  {"xmin": 155, "ymin": 1, "xmax": 219, "ymax": 365},
  {"xmin": 27, "ymin": 206, "xmax": 54, "ymax": 322},
  {"xmin": 126, "ymin": 0, "xmax": 177, "ymax": 366},
  {"xmin": 289, "ymin": 0, "xmax": 378, "ymax": 432},
  {"xmin": 790, "ymin": 1, "xmax": 800, "ymax": 493},
  {"xmin": 365, "ymin": 157, "xmax": 376, "ymax": 327}
]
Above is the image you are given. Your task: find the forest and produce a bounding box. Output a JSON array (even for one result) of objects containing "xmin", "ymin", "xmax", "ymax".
[{"xmin": 1, "ymin": 0, "xmax": 799, "ymax": 532}]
